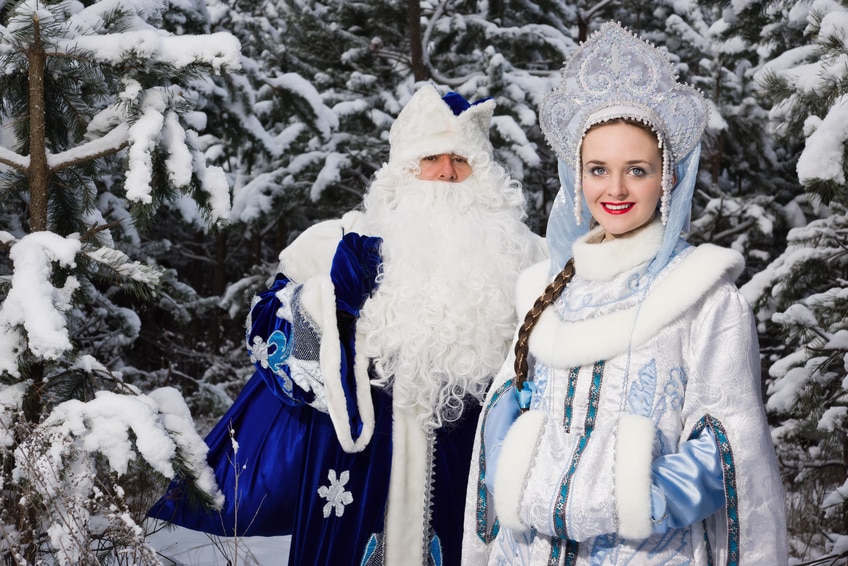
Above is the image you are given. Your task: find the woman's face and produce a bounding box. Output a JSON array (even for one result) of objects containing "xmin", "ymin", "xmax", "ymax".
[{"xmin": 581, "ymin": 122, "xmax": 663, "ymax": 240}]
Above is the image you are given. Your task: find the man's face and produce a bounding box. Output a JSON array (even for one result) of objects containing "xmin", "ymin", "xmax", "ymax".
[{"xmin": 417, "ymin": 153, "xmax": 473, "ymax": 182}]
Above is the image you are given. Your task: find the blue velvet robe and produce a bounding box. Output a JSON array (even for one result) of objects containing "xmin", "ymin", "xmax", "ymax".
[{"xmin": 150, "ymin": 234, "xmax": 480, "ymax": 565}]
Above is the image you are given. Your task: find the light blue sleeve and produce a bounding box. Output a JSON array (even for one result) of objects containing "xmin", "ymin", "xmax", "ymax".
[
  {"xmin": 483, "ymin": 384, "xmax": 521, "ymax": 494},
  {"xmin": 650, "ymin": 427, "xmax": 726, "ymax": 533}
]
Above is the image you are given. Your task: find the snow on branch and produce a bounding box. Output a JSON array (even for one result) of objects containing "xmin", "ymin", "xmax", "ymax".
[
  {"xmin": 37, "ymin": 387, "xmax": 220, "ymax": 497},
  {"xmin": 0, "ymin": 382, "xmax": 27, "ymax": 448},
  {"xmin": 124, "ymin": 88, "xmax": 167, "ymax": 204},
  {"xmin": 797, "ymin": 94, "xmax": 848, "ymax": 186},
  {"xmin": 0, "ymin": 232, "xmax": 81, "ymax": 376},
  {"xmin": 47, "ymin": 122, "xmax": 129, "ymax": 172},
  {"xmin": 265, "ymin": 72, "xmax": 339, "ymax": 139},
  {"xmin": 84, "ymin": 245, "xmax": 161, "ymax": 287},
  {"xmin": 59, "ymin": 31, "xmax": 241, "ymax": 73},
  {"xmin": 10, "ymin": 386, "xmax": 223, "ymax": 558},
  {"xmin": 0, "ymin": 145, "xmax": 29, "ymax": 172}
]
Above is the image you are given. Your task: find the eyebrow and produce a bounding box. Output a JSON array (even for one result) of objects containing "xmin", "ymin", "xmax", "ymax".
[
  {"xmin": 422, "ymin": 153, "xmax": 467, "ymax": 159},
  {"xmin": 583, "ymin": 159, "xmax": 655, "ymax": 166}
]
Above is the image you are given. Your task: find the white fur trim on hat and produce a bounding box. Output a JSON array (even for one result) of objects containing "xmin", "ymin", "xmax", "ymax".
[{"xmin": 388, "ymin": 84, "xmax": 495, "ymax": 165}]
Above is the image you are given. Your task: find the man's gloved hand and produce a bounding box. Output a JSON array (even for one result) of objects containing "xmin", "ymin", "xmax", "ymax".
[{"xmin": 329, "ymin": 232, "xmax": 383, "ymax": 317}]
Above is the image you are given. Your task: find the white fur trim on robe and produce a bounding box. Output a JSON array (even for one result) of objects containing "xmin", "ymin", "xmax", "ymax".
[
  {"xmin": 615, "ymin": 413, "xmax": 655, "ymax": 540},
  {"xmin": 384, "ymin": 405, "xmax": 430, "ymax": 565},
  {"xmin": 493, "ymin": 410, "xmax": 547, "ymax": 532}
]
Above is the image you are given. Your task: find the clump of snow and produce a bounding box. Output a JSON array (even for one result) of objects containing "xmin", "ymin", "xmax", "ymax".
[
  {"xmin": 21, "ymin": 387, "xmax": 223, "ymax": 507},
  {"xmin": 0, "ymin": 232, "xmax": 82, "ymax": 376},
  {"xmin": 0, "ymin": 382, "xmax": 28, "ymax": 448},
  {"xmin": 125, "ymin": 88, "xmax": 167, "ymax": 204},
  {"xmin": 310, "ymin": 152, "xmax": 348, "ymax": 201},
  {"xmin": 797, "ymin": 94, "xmax": 848, "ymax": 185}
]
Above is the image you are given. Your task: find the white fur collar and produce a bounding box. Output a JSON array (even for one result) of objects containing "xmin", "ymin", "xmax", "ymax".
[
  {"xmin": 278, "ymin": 211, "xmax": 368, "ymax": 284},
  {"xmin": 572, "ymin": 220, "xmax": 665, "ymax": 281},
  {"xmin": 516, "ymin": 243, "xmax": 744, "ymax": 368}
]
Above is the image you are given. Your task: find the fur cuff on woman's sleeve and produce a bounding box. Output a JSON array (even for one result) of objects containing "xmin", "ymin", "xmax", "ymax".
[
  {"xmin": 494, "ymin": 410, "xmax": 547, "ymax": 532},
  {"xmin": 615, "ymin": 413, "xmax": 655, "ymax": 540}
]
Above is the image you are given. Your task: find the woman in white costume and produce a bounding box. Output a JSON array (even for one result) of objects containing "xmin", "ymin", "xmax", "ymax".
[{"xmin": 462, "ymin": 22, "xmax": 788, "ymax": 565}]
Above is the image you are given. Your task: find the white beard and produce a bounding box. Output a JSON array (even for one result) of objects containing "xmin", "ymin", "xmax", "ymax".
[{"xmin": 356, "ymin": 163, "xmax": 538, "ymax": 429}]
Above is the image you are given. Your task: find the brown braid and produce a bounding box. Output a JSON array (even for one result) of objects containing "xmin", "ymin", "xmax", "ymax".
[{"xmin": 513, "ymin": 258, "xmax": 575, "ymax": 410}]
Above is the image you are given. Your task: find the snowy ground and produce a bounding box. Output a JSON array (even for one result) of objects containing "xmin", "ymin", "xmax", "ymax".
[{"xmin": 147, "ymin": 523, "xmax": 291, "ymax": 565}]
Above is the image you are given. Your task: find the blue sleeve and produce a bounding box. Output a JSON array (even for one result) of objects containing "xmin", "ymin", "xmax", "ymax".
[
  {"xmin": 246, "ymin": 274, "xmax": 310, "ymax": 406},
  {"xmin": 482, "ymin": 383, "xmax": 521, "ymax": 494},
  {"xmin": 650, "ymin": 427, "xmax": 726, "ymax": 533},
  {"xmin": 330, "ymin": 232, "xmax": 382, "ymax": 443},
  {"xmin": 330, "ymin": 232, "xmax": 383, "ymax": 317}
]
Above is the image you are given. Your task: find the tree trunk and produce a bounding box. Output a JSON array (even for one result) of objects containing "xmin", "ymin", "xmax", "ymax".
[
  {"xmin": 577, "ymin": 16, "xmax": 589, "ymax": 43},
  {"xmin": 407, "ymin": 0, "xmax": 430, "ymax": 81},
  {"xmin": 27, "ymin": 12, "xmax": 49, "ymax": 233},
  {"xmin": 486, "ymin": 0, "xmax": 505, "ymax": 21},
  {"xmin": 214, "ymin": 227, "xmax": 227, "ymax": 297}
]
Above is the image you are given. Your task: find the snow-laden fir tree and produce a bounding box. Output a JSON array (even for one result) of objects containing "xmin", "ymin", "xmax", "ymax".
[
  {"xmin": 742, "ymin": 0, "xmax": 848, "ymax": 560},
  {"xmin": 0, "ymin": 0, "xmax": 240, "ymax": 562}
]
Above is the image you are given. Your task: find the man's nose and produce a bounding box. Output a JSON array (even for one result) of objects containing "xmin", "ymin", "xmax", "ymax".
[{"xmin": 435, "ymin": 155, "xmax": 458, "ymax": 181}]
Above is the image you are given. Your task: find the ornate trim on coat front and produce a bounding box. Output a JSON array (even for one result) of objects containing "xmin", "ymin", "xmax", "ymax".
[{"xmin": 549, "ymin": 361, "xmax": 605, "ymax": 562}]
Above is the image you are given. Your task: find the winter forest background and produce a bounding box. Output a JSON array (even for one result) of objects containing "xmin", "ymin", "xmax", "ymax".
[{"xmin": 0, "ymin": 0, "xmax": 846, "ymax": 564}]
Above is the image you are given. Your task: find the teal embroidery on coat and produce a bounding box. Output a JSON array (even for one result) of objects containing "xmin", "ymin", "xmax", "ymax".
[
  {"xmin": 360, "ymin": 533, "xmax": 381, "ymax": 566},
  {"xmin": 691, "ymin": 415, "xmax": 738, "ymax": 566},
  {"xmin": 429, "ymin": 534, "xmax": 443, "ymax": 566},
  {"xmin": 475, "ymin": 379, "xmax": 513, "ymax": 542},
  {"xmin": 550, "ymin": 361, "xmax": 605, "ymax": 563}
]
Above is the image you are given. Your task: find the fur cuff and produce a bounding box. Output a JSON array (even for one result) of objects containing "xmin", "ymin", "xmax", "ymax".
[
  {"xmin": 494, "ymin": 410, "xmax": 546, "ymax": 531},
  {"xmin": 305, "ymin": 274, "xmax": 375, "ymax": 453},
  {"xmin": 299, "ymin": 276, "xmax": 326, "ymax": 331},
  {"xmin": 615, "ymin": 413, "xmax": 655, "ymax": 540}
]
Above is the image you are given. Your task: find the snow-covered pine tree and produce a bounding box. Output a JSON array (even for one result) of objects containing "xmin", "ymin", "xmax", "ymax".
[
  {"xmin": 656, "ymin": 2, "xmax": 789, "ymax": 278},
  {"xmin": 742, "ymin": 0, "xmax": 848, "ymax": 560},
  {"xmin": 0, "ymin": 1, "xmax": 239, "ymax": 562}
]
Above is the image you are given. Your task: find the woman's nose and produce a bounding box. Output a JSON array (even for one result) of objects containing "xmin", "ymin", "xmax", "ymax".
[{"xmin": 608, "ymin": 173, "xmax": 627, "ymax": 197}]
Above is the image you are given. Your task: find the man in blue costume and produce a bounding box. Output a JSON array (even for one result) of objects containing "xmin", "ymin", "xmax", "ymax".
[{"xmin": 150, "ymin": 84, "xmax": 546, "ymax": 565}]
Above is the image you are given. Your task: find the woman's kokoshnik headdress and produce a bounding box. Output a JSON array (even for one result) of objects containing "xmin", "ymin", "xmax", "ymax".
[{"xmin": 539, "ymin": 21, "xmax": 710, "ymax": 276}]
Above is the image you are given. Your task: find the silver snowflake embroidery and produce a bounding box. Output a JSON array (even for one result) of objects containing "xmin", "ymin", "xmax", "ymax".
[
  {"xmin": 249, "ymin": 335, "xmax": 270, "ymax": 368},
  {"xmin": 317, "ymin": 469, "xmax": 353, "ymax": 518}
]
